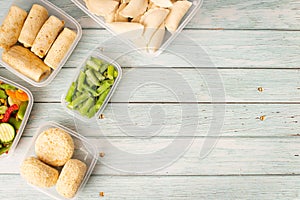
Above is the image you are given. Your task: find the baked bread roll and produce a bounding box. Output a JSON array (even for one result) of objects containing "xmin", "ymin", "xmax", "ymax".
[
  {"xmin": 35, "ymin": 128, "xmax": 74, "ymax": 167},
  {"xmin": 31, "ymin": 15, "xmax": 64, "ymax": 58},
  {"xmin": 18, "ymin": 4, "xmax": 49, "ymax": 48},
  {"xmin": 20, "ymin": 157, "xmax": 59, "ymax": 188},
  {"xmin": 0, "ymin": 6, "xmax": 27, "ymax": 49},
  {"xmin": 56, "ymin": 159, "xmax": 87, "ymax": 198},
  {"xmin": 2, "ymin": 45, "xmax": 51, "ymax": 82},
  {"xmin": 44, "ymin": 28, "xmax": 76, "ymax": 70}
]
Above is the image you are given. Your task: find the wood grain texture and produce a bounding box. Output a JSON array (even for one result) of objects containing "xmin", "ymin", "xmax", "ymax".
[
  {"xmin": 1, "ymin": 137, "xmax": 300, "ymax": 175},
  {"xmin": 0, "ymin": 175, "xmax": 299, "ymax": 199},
  {"xmin": 1, "ymin": 30, "xmax": 298, "ymax": 69},
  {"xmin": 0, "ymin": 29, "xmax": 297, "ymax": 69},
  {"xmin": 0, "ymin": 0, "xmax": 299, "ymax": 199},
  {"xmin": 21, "ymin": 103, "xmax": 300, "ymax": 137},
  {"xmin": 1, "ymin": 0, "xmax": 298, "ymax": 29},
  {"xmin": 1, "ymin": 68, "xmax": 300, "ymax": 103}
]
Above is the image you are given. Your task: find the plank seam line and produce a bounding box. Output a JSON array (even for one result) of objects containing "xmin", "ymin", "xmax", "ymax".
[
  {"xmin": 2, "ymin": 67, "xmax": 300, "ymax": 70},
  {"xmin": 34, "ymin": 102, "xmax": 300, "ymax": 104},
  {"xmin": 2, "ymin": 174, "xmax": 300, "ymax": 177},
  {"xmin": 21, "ymin": 136, "xmax": 300, "ymax": 139},
  {"xmin": 81, "ymin": 28, "xmax": 300, "ymax": 31}
]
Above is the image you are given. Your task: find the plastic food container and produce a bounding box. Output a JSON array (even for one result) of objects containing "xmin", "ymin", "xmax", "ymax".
[
  {"xmin": 61, "ymin": 48, "xmax": 122, "ymax": 122},
  {"xmin": 0, "ymin": 0, "xmax": 82, "ymax": 87},
  {"xmin": 71, "ymin": 0, "xmax": 203, "ymax": 56},
  {"xmin": 21, "ymin": 121, "xmax": 98, "ymax": 200},
  {"xmin": 0, "ymin": 76, "xmax": 33, "ymax": 159}
]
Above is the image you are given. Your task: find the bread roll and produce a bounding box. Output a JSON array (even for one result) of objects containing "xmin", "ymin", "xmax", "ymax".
[
  {"xmin": 31, "ymin": 16, "xmax": 64, "ymax": 58},
  {"xmin": 56, "ymin": 159, "xmax": 87, "ymax": 198},
  {"xmin": 2, "ymin": 45, "xmax": 51, "ymax": 82},
  {"xmin": 35, "ymin": 128, "xmax": 74, "ymax": 167},
  {"xmin": 0, "ymin": 6, "xmax": 27, "ymax": 49},
  {"xmin": 18, "ymin": 4, "xmax": 49, "ymax": 47},
  {"xmin": 44, "ymin": 28, "xmax": 76, "ymax": 70},
  {"xmin": 20, "ymin": 157, "xmax": 59, "ymax": 188}
]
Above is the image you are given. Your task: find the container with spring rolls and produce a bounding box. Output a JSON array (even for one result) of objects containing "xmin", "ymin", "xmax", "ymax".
[
  {"xmin": 0, "ymin": 0, "xmax": 82, "ymax": 87},
  {"xmin": 71, "ymin": 0, "xmax": 203, "ymax": 56},
  {"xmin": 61, "ymin": 48, "xmax": 122, "ymax": 122},
  {"xmin": 0, "ymin": 76, "xmax": 33, "ymax": 159}
]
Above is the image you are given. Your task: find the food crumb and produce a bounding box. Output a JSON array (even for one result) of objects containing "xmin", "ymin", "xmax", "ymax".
[
  {"xmin": 100, "ymin": 114, "xmax": 104, "ymax": 119},
  {"xmin": 99, "ymin": 152, "xmax": 105, "ymax": 157},
  {"xmin": 257, "ymin": 87, "xmax": 264, "ymax": 92},
  {"xmin": 99, "ymin": 192, "xmax": 104, "ymax": 197},
  {"xmin": 259, "ymin": 115, "xmax": 266, "ymax": 121}
]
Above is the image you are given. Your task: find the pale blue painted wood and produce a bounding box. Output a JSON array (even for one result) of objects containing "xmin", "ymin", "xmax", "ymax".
[
  {"xmin": 1, "ymin": 137, "xmax": 300, "ymax": 175},
  {"xmin": 17, "ymin": 103, "xmax": 300, "ymax": 137},
  {"xmin": 1, "ymin": 68, "xmax": 300, "ymax": 103},
  {"xmin": 0, "ymin": 0, "xmax": 299, "ymax": 199},
  {"xmin": 1, "ymin": 175, "xmax": 300, "ymax": 199}
]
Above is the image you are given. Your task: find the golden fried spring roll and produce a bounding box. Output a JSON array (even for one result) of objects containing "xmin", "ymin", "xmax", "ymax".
[
  {"xmin": 44, "ymin": 28, "xmax": 76, "ymax": 70},
  {"xmin": 2, "ymin": 46, "xmax": 51, "ymax": 82},
  {"xmin": 31, "ymin": 16, "xmax": 64, "ymax": 58},
  {"xmin": 18, "ymin": 4, "xmax": 48, "ymax": 48},
  {"xmin": 0, "ymin": 6, "xmax": 27, "ymax": 49}
]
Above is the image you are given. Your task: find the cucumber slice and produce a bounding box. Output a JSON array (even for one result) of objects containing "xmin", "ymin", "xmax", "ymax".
[{"xmin": 0, "ymin": 123, "xmax": 15, "ymax": 143}]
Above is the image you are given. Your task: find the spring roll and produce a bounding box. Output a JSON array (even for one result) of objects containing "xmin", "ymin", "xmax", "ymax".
[
  {"xmin": 44, "ymin": 28, "xmax": 76, "ymax": 70},
  {"xmin": 18, "ymin": 4, "xmax": 48, "ymax": 48},
  {"xmin": 0, "ymin": 6, "xmax": 27, "ymax": 49},
  {"xmin": 31, "ymin": 16, "xmax": 64, "ymax": 58},
  {"xmin": 2, "ymin": 45, "xmax": 51, "ymax": 82}
]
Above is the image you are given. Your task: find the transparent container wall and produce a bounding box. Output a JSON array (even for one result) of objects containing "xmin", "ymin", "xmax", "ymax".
[
  {"xmin": 71, "ymin": 0, "xmax": 203, "ymax": 57},
  {"xmin": 0, "ymin": 76, "xmax": 33, "ymax": 159},
  {"xmin": 22, "ymin": 122, "xmax": 98, "ymax": 200},
  {"xmin": 0, "ymin": 0, "xmax": 82, "ymax": 87},
  {"xmin": 61, "ymin": 49, "xmax": 122, "ymax": 122}
]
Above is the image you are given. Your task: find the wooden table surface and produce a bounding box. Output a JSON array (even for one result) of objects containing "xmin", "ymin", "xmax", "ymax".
[{"xmin": 0, "ymin": 0, "xmax": 300, "ymax": 199}]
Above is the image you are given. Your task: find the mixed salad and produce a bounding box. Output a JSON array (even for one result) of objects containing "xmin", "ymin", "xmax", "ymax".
[{"xmin": 0, "ymin": 81, "xmax": 29, "ymax": 155}]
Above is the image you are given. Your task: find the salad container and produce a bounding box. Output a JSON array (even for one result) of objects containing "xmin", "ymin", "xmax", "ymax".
[
  {"xmin": 21, "ymin": 121, "xmax": 98, "ymax": 200},
  {"xmin": 71, "ymin": 0, "xmax": 203, "ymax": 56},
  {"xmin": 62, "ymin": 48, "xmax": 122, "ymax": 122},
  {"xmin": 0, "ymin": 76, "xmax": 33, "ymax": 159},
  {"xmin": 0, "ymin": 0, "xmax": 82, "ymax": 87}
]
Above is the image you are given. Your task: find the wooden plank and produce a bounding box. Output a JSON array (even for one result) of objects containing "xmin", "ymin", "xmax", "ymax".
[
  {"xmin": 23, "ymin": 103, "xmax": 300, "ymax": 137},
  {"xmin": 1, "ymin": 0, "xmax": 298, "ymax": 29},
  {"xmin": 1, "ymin": 137, "xmax": 300, "ymax": 175},
  {"xmin": 1, "ymin": 30, "xmax": 298, "ymax": 69},
  {"xmin": 0, "ymin": 175, "xmax": 300, "ymax": 199},
  {"xmin": 1, "ymin": 68, "xmax": 300, "ymax": 103}
]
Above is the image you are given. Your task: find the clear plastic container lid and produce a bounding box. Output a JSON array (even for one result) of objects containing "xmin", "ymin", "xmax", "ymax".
[
  {"xmin": 0, "ymin": 0, "xmax": 82, "ymax": 87},
  {"xmin": 61, "ymin": 48, "xmax": 122, "ymax": 122},
  {"xmin": 21, "ymin": 121, "xmax": 98, "ymax": 200},
  {"xmin": 0, "ymin": 75, "xmax": 33, "ymax": 159},
  {"xmin": 71, "ymin": 0, "xmax": 203, "ymax": 56}
]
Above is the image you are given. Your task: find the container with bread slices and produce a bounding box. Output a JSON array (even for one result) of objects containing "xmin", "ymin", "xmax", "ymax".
[
  {"xmin": 20, "ymin": 121, "xmax": 98, "ymax": 200},
  {"xmin": 0, "ymin": 0, "xmax": 82, "ymax": 87},
  {"xmin": 71, "ymin": 0, "xmax": 203, "ymax": 56},
  {"xmin": 0, "ymin": 76, "xmax": 33, "ymax": 159}
]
